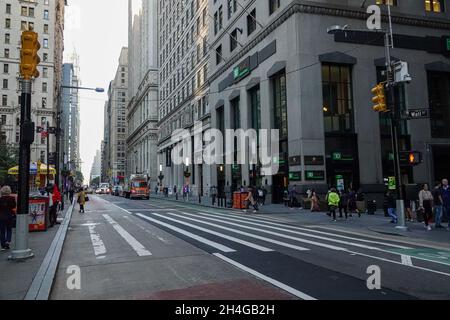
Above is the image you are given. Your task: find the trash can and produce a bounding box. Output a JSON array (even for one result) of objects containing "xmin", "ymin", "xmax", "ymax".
[
  {"xmin": 367, "ymin": 200, "xmax": 377, "ymax": 215},
  {"xmin": 29, "ymin": 195, "xmax": 49, "ymax": 232},
  {"xmin": 233, "ymin": 192, "xmax": 247, "ymax": 209}
]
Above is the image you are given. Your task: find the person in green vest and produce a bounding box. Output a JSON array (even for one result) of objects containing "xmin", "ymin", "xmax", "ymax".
[{"xmin": 328, "ymin": 188, "xmax": 340, "ymax": 222}]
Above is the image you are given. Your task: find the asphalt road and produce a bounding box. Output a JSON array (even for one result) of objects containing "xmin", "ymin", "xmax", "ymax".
[{"xmin": 51, "ymin": 195, "xmax": 450, "ymax": 300}]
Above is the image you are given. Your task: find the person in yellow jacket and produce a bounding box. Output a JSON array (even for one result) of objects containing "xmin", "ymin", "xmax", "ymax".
[{"xmin": 328, "ymin": 188, "xmax": 340, "ymax": 222}]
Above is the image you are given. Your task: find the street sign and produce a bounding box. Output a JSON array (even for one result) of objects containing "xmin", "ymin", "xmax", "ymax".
[
  {"xmin": 388, "ymin": 177, "xmax": 396, "ymax": 190},
  {"xmin": 404, "ymin": 109, "xmax": 430, "ymax": 120}
]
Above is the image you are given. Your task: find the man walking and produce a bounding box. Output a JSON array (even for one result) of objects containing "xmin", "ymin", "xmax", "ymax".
[
  {"xmin": 327, "ymin": 188, "xmax": 340, "ymax": 222},
  {"xmin": 433, "ymin": 182, "xmax": 444, "ymax": 228},
  {"xmin": 211, "ymin": 186, "xmax": 217, "ymax": 206},
  {"xmin": 440, "ymin": 179, "xmax": 450, "ymax": 231}
]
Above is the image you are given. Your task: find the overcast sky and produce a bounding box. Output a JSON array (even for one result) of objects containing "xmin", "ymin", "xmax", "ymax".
[{"xmin": 63, "ymin": 0, "xmax": 128, "ymax": 183}]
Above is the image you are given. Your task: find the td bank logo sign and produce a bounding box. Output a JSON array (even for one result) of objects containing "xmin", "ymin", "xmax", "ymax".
[{"xmin": 366, "ymin": 5, "xmax": 382, "ymax": 31}]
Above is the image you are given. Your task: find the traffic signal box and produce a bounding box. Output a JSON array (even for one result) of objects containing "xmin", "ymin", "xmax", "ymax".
[
  {"xmin": 20, "ymin": 31, "xmax": 41, "ymax": 80},
  {"xmin": 399, "ymin": 151, "xmax": 422, "ymax": 166},
  {"xmin": 371, "ymin": 83, "xmax": 388, "ymax": 113}
]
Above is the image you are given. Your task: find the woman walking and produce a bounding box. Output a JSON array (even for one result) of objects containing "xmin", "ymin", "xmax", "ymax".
[
  {"xmin": 244, "ymin": 187, "xmax": 258, "ymax": 213},
  {"xmin": 419, "ymin": 183, "xmax": 434, "ymax": 231},
  {"xmin": 0, "ymin": 186, "xmax": 16, "ymax": 251},
  {"xmin": 310, "ymin": 190, "xmax": 320, "ymax": 212},
  {"xmin": 77, "ymin": 188, "xmax": 87, "ymax": 213}
]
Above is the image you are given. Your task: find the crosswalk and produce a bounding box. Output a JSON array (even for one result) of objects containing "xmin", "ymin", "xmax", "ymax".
[{"xmin": 89, "ymin": 199, "xmax": 450, "ymax": 278}]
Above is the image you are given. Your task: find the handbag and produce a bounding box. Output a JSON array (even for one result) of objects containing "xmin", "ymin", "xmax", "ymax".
[{"xmin": 85, "ymin": 196, "xmax": 90, "ymax": 202}]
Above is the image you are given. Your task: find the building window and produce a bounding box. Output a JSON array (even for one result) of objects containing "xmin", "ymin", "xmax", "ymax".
[
  {"xmin": 6, "ymin": 4, "xmax": 11, "ymax": 14},
  {"xmin": 44, "ymin": 10, "xmax": 49, "ymax": 20},
  {"xmin": 44, "ymin": 24, "xmax": 49, "ymax": 34},
  {"xmin": 425, "ymin": 0, "xmax": 444, "ymax": 12},
  {"xmin": 4, "ymin": 49, "xmax": 9, "ymax": 58},
  {"xmin": 230, "ymin": 29, "xmax": 238, "ymax": 52},
  {"xmin": 247, "ymin": 9, "xmax": 257, "ymax": 36},
  {"xmin": 3, "ymin": 64, "xmax": 8, "ymax": 74},
  {"xmin": 376, "ymin": 0, "xmax": 397, "ymax": 5},
  {"xmin": 2, "ymin": 79, "xmax": 8, "ymax": 89},
  {"xmin": 42, "ymin": 82, "xmax": 47, "ymax": 92},
  {"xmin": 322, "ymin": 64, "xmax": 354, "ymax": 133},
  {"xmin": 216, "ymin": 45, "xmax": 223, "ymax": 65},
  {"xmin": 273, "ymin": 72, "xmax": 288, "ymax": 139},
  {"xmin": 5, "ymin": 33, "xmax": 10, "ymax": 44},
  {"xmin": 1, "ymin": 95, "xmax": 7, "ymax": 106},
  {"xmin": 42, "ymin": 97, "xmax": 47, "ymax": 108},
  {"xmin": 269, "ymin": 0, "xmax": 280, "ymax": 15},
  {"xmin": 228, "ymin": 0, "xmax": 237, "ymax": 19},
  {"xmin": 5, "ymin": 18, "xmax": 11, "ymax": 29},
  {"xmin": 43, "ymin": 39, "xmax": 49, "ymax": 48},
  {"xmin": 428, "ymin": 71, "xmax": 450, "ymax": 138}
]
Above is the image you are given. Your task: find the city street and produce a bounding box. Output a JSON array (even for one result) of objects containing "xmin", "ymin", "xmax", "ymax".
[{"xmin": 50, "ymin": 195, "xmax": 450, "ymax": 300}]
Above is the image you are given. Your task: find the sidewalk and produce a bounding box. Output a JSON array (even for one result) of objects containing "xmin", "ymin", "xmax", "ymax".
[
  {"xmin": 150, "ymin": 194, "xmax": 450, "ymax": 248},
  {"xmin": 0, "ymin": 200, "xmax": 73, "ymax": 300}
]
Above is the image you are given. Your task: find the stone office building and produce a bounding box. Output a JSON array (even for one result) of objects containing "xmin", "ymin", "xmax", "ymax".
[{"xmin": 207, "ymin": 0, "xmax": 450, "ymax": 203}]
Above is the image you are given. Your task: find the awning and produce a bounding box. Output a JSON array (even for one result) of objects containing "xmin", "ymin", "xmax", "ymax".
[{"xmin": 8, "ymin": 163, "xmax": 56, "ymax": 175}]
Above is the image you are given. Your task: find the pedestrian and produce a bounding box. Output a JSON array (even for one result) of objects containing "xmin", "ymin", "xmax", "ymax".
[
  {"xmin": 327, "ymin": 188, "xmax": 340, "ymax": 222},
  {"xmin": 432, "ymin": 182, "xmax": 444, "ymax": 228},
  {"xmin": 439, "ymin": 179, "xmax": 450, "ymax": 231},
  {"xmin": 0, "ymin": 186, "xmax": 16, "ymax": 251},
  {"xmin": 257, "ymin": 187, "xmax": 264, "ymax": 206},
  {"xmin": 419, "ymin": 183, "xmax": 434, "ymax": 231},
  {"xmin": 261, "ymin": 186, "xmax": 267, "ymax": 206},
  {"xmin": 48, "ymin": 184, "xmax": 62, "ymax": 227},
  {"xmin": 69, "ymin": 186, "xmax": 75, "ymax": 204},
  {"xmin": 339, "ymin": 190, "xmax": 349, "ymax": 219},
  {"xmin": 310, "ymin": 190, "xmax": 320, "ymax": 212},
  {"xmin": 385, "ymin": 191, "xmax": 397, "ymax": 224},
  {"xmin": 211, "ymin": 185, "xmax": 217, "ymax": 206},
  {"xmin": 77, "ymin": 188, "xmax": 86, "ymax": 213},
  {"xmin": 289, "ymin": 185, "xmax": 298, "ymax": 208},
  {"xmin": 348, "ymin": 189, "xmax": 357, "ymax": 217},
  {"xmin": 244, "ymin": 187, "xmax": 258, "ymax": 213}
]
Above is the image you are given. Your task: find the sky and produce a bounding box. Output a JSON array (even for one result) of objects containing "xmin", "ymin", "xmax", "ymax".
[{"xmin": 63, "ymin": 0, "xmax": 128, "ymax": 183}]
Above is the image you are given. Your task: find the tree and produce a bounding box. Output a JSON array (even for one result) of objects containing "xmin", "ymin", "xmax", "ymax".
[
  {"xmin": 75, "ymin": 171, "xmax": 84, "ymax": 185},
  {"xmin": 90, "ymin": 176, "xmax": 100, "ymax": 187},
  {"xmin": 0, "ymin": 144, "xmax": 19, "ymax": 186}
]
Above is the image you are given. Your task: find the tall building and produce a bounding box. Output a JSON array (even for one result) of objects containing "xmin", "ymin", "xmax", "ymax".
[
  {"xmin": 157, "ymin": 0, "xmax": 211, "ymax": 195},
  {"xmin": 90, "ymin": 149, "xmax": 101, "ymax": 183},
  {"xmin": 0, "ymin": 0, "xmax": 66, "ymax": 164},
  {"xmin": 61, "ymin": 54, "xmax": 81, "ymax": 174},
  {"xmin": 126, "ymin": 0, "xmax": 159, "ymax": 185},
  {"xmin": 205, "ymin": 0, "xmax": 450, "ymax": 204},
  {"xmin": 104, "ymin": 47, "xmax": 128, "ymax": 186}
]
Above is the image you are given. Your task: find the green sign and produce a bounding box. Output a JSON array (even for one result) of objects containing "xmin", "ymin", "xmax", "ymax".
[
  {"xmin": 389, "ymin": 248, "xmax": 450, "ymax": 266},
  {"xmin": 305, "ymin": 171, "xmax": 325, "ymax": 181},
  {"xmin": 289, "ymin": 172, "xmax": 302, "ymax": 181},
  {"xmin": 447, "ymin": 38, "xmax": 450, "ymax": 51},
  {"xmin": 333, "ymin": 153, "xmax": 342, "ymax": 161},
  {"xmin": 388, "ymin": 152, "xmax": 394, "ymax": 161},
  {"xmin": 233, "ymin": 66, "xmax": 250, "ymax": 80},
  {"xmin": 388, "ymin": 177, "xmax": 396, "ymax": 190}
]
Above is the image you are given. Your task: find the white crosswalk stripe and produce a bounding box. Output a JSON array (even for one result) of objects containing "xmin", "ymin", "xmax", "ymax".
[
  {"xmin": 135, "ymin": 213, "xmax": 236, "ymax": 253},
  {"xmin": 149, "ymin": 212, "xmax": 274, "ymax": 252}
]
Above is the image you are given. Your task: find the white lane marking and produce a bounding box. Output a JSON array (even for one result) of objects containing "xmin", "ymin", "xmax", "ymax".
[
  {"xmin": 347, "ymin": 250, "xmax": 450, "ymax": 277},
  {"xmin": 150, "ymin": 212, "xmax": 273, "ymax": 252},
  {"xmin": 213, "ymin": 253, "xmax": 317, "ymax": 300},
  {"xmin": 163, "ymin": 212, "xmax": 310, "ymax": 252},
  {"xmin": 85, "ymin": 221, "xmax": 106, "ymax": 258},
  {"xmin": 136, "ymin": 213, "xmax": 236, "ymax": 253},
  {"xmin": 181, "ymin": 210, "xmax": 407, "ymax": 253},
  {"xmin": 122, "ymin": 215, "xmax": 172, "ymax": 244},
  {"xmin": 102, "ymin": 214, "xmax": 152, "ymax": 257},
  {"xmin": 181, "ymin": 208, "xmax": 412, "ymax": 250},
  {"xmin": 108, "ymin": 202, "xmax": 133, "ymax": 215},
  {"xmin": 174, "ymin": 211, "xmax": 344, "ymax": 251},
  {"xmin": 401, "ymin": 255, "xmax": 413, "ymax": 266}
]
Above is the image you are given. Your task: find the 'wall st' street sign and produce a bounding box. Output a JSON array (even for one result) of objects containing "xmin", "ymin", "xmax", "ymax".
[{"xmin": 404, "ymin": 108, "xmax": 430, "ymax": 120}]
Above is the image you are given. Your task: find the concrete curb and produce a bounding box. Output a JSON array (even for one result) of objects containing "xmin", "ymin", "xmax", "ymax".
[
  {"xmin": 24, "ymin": 202, "xmax": 75, "ymax": 300},
  {"xmin": 368, "ymin": 226, "xmax": 410, "ymax": 237}
]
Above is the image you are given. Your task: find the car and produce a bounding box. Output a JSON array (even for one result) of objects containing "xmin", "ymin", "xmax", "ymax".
[
  {"xmin": 95, "ymin": 188, "xmax": 102, "ymax": 195},
  {"xmin": 99, "ymin": 183, "xmax": 111, "ymax": 195},
  {"xmin": 86, "ymin": 187, "xmax": 94, "ymax": 195}
]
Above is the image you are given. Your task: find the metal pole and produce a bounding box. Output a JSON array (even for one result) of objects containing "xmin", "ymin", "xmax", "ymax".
[
  {"xmin": 55, "ymin": 89, "xmax": 61, "ymax": 190},
  {"xmin": 384, "ymin": 6, "xmax": 407, "ymax": 230},
  {"xmin": 10, "ymin": 79, "xmax": 34, "ymax": 260},
  {"xmin": 47, "ymin": 121, "xmax": 50, "ymax": 186}
]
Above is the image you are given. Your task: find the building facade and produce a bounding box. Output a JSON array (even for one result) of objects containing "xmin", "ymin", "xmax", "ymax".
[
  {"xmin": 0, "ymin": 0, "xmax": 65, "ymax": 165},
  {"xmin": 61, "ymin": 59, "xmax": 81, "ymax": 174},
  {"xmin": 126, "ymin": 0, "xmax": 159, "ymax": 186},
  {"xmin": 157, "ymin": 0, "xmax": 212, "ymax": 195},
  {"xmin": 90, "ymin": 149, "xmax": 101, "ymax": 184},
  {"xmin": 205, "ymin": 0, "xmax": 450, "ymax": 204},
  {"xmin": 104, "ymin": 47, "xmax": 128, "ymax": 186}
]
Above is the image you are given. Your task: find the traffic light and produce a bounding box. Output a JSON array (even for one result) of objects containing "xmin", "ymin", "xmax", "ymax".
[
  {"xmin": 371, "ymin": 83, "xmax": 388, "ymax": 113},
  {"xmin": 399, "ymin": 151, "xmax": 422, "ymax": 166},
  {"xmin": 20, "ymin": 31, "xmax": 41, "ymax": 80}
]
